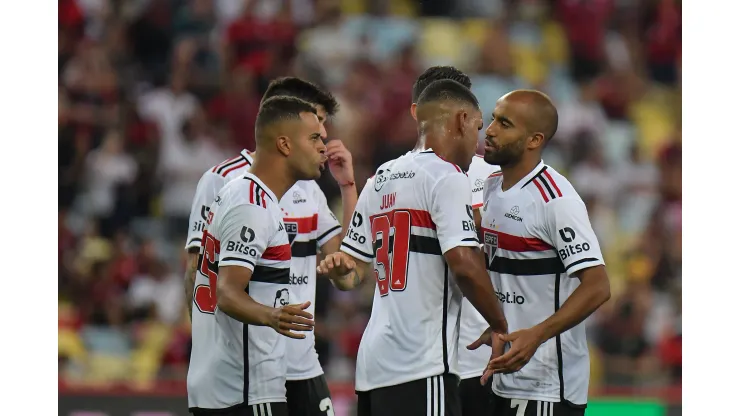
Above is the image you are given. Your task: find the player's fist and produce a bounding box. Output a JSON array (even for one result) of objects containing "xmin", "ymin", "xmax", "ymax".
[
  {"xmin": 270, "ymin": 301, "xmax": 315, "ymax": 339},
  {"xmin": 317, "ymin": 252, "xmax": 356, "ymax": 277}
]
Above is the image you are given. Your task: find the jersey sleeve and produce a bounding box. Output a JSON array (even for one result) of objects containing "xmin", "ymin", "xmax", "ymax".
[
  {"xmin": 339, "ymin": 179, "xmax": 374, "ymax": 263},
  {"xmin": 543, "ymin": 197, "xmax": 605, "ymax": 276},
  {"xmin": 430, "ymin": 172, "xmax": 480, "ymax": 254},
  {"xmin": 313, "ymin": 183, "xmax": 342, "ymax": 247},
  {"xmin": 217, "ymin": 204, "xmax": 276, "ymax": 271},
  {"xmin": 185, "ymin": 172, "xmax": 225, "ymax": 250},
  {"xmin": 468, "ymin": 160, "xmax": 498, "ymax": 209}
]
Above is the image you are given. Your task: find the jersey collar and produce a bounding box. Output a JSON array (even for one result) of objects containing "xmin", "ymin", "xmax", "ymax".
[
  {"xmin": 240, "ymin": 149, "xmax": 254, "ymax": 164},
  {"xmin": 243, "ymin": 172, "xmax": 278, "ymax": 203},
  {"xmin": 512, "ymin": 160, "xmax": 546, "ymax": 190}
]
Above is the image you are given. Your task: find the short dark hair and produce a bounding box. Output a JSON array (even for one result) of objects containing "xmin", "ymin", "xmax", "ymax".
[
  {"xmin": 255, "ymin": 96, "xmax": 317, "ymax": 142},
  {"xmin": 262, "ymin": 77, "xmax": 339, "ymax": 117},
  {"xmin": 412, "ymin": 66, "xmax": 472, "ymax": 103},
  {"xmin": 416, "ymin": 79, "xmax": 479, "ymax": 109}
]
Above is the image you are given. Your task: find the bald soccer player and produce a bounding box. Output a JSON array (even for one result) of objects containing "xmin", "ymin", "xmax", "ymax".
[{"xmin": 476, "ymin": 90, "xmax": 611, "ymax": 416}]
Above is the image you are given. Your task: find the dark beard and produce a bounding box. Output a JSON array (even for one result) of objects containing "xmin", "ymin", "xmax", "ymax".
[{"xmin": 484, "ymin": 140, "xmax": 525, "ymax": 166}]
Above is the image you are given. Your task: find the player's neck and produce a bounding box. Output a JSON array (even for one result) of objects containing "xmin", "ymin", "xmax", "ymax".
[
  {"xmin": 249, "ymin": 157, "xmax": 295, "ymax": 201},
  {"xmin": 500, "ymin": 157, "xmax": 541, "ymax": 192}
]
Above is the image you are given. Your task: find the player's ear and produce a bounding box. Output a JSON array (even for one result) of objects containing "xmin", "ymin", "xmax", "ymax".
[
  {"xmin": 528, "ymin": 132, "xmax": 546, "ymax": 150},
  {"xmin": 410, "ymin": 103, "xmax": 417, "ymax": 121},
  {"xmin": 456, "ymin": 110, "xmax": 468, "ymax": 137},
  {"xmin": 276, "ymin": 136, "xmax": 291, "ymax": 157}
]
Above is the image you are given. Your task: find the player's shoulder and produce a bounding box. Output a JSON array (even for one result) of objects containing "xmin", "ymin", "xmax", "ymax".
[
  {"xmin": 207, "ymin": 150, "xmax": 253, "ymax": 180},
  {"xmin": 220, "ymin": 174, "xmax": 279, "ymax": 212},
  {"xmin": 415, "ymin": 149, "xmax": 465, "ymax": 177},
  {"xmin": 521, "ymin": 164, "xmax": 581, "ymax": 205},
  {"xmin": 468, "ymin": 155, "xmax": 499, "ymax": 179}
]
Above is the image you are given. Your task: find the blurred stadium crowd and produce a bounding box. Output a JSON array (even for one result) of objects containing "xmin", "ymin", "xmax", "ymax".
[{"xmin": 58, "ymin": 0, "xmax": 682, "ymax": 393}]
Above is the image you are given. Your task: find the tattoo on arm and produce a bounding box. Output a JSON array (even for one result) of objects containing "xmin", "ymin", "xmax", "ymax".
[{"xmin": 334, "ymin": 270, "xmax": 362, "ymax": 291}]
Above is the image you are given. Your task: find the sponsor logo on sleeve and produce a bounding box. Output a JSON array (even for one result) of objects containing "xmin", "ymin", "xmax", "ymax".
[
  {"xmin": 558, "ymin": 227, "xmax": 591, "ymax": 260},
  {"xmin": 462, "ymin": 204, "xmax": 476, "ymax": 231},
  {"xmin": 346, "ymin": 212, "xmax": 367, "ymax": 244}
]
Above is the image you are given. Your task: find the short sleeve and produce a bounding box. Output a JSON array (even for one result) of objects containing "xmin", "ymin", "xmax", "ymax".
[
  {"xmin": 339, "ymin": 179, "xmax": 374, "ymax": 262},
  {"xmin": 430, "ymin": 172, "xmax": 480, "ymax": 254},
  {"xmin": 185, "ymin": 172, "xmax": 225, "ymax": 250},
  {"xmin": 468, "ymin": 160, "xmax": 498, "ymax": 209},
  {"xmin": 217, "ymin": 204, "xmax": 275, "ymax": 271},
  {"xmin": 543, "ymin": 197, "xmax": 605, "ymax": 276},
  {"xmin": 313, "ymin": 184, "xmax": 342, "ymax": 247}
]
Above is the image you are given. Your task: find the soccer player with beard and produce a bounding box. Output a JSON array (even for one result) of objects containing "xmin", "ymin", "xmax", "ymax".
[{"xmin": 477, "ymin": 90, "xmax": 611, "ymax": 416}]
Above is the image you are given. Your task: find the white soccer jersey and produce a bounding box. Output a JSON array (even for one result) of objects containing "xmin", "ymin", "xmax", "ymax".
[
  {"xmin": 457, "ymin": 155, "xmax": 501, "ymax": 379},
  {"xmin": 185, "ymin": 151, "xmax": 342, "ymax": 382},
  {"xmin": 186, "ymin": 150, "xmax": 254, "ymax": 251},
  {"xmin": 282, "ymin": 181, "xmax": 342, "ymax": 380},
  {"xmin": 479, "ymin": 160, "xmax": 604, "ymax": 407},
  {"xmin": 187, "ymin": 173, "xmax": 292, "ymax": 410},
  {"xmin": 340, "ymin": 149, "xmax": 480, "ymax": 392}
]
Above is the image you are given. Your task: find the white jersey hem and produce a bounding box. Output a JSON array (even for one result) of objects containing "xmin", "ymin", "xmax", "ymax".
[
  {"xmin": 458, "ymin": 370, "xmax": 485, "ymax": 380},
  {"xmin": 286, "ymin": 368, "xmax": 325, "ymax": 382},
  {"xmin": 355, "ymin": 368, "xmax": 458, "ymax": 392},
  {"xmin": 492, "ymin": 389, "xmax": 571, "ymax": 405},
  {"xmin": 249, "ymin": 397, "xmax": 288, "ymax": 406}
]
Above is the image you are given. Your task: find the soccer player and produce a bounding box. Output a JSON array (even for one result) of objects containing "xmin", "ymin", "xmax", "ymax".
[
  {"xmin": 318, "ymin": 80, "xmax": 508, "ymax": 416},
  {"xmin": 477, "ymin": 90, "xmax": 611, "ymax": 416},
  {"xmin": 411, "ymin": 66, "xmax": 500, "ymax": 416},
  {"xmin": 187, "ymin": 96, "xmax": 326, "ymax": 416},
  {"xmin": 185, "ymin": 78, "xmax": 358, "ymax": 416}
]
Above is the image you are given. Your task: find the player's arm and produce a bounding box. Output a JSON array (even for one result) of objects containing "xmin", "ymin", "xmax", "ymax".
[
  {"xmin": 321, "ymin": 140, "xmax": 358, "ymax": 254},
  {"xmin": 487, "ymin": 197, "xmax": 610, "ymax": 376},
  {"xmin": 434, "ymin": 173, "xmax": 508, "ymax": 334},
  {"xmin": 314, "ymin": 184, "xmax": 350, "ymax": 256},
  {"xmin": 184, "ymin": 171, "xmax": 222, "ymax": 320},
  {"xmin": 532, "ymin": 197, "xmax": 611, "ymax": 341},
  {"xmin": 317, "ymin": 180, "xmax": 373, "ymax": 290},
  {"xmin": 216, "ymin": 205, "xmax": 314, "ymax": 338}
]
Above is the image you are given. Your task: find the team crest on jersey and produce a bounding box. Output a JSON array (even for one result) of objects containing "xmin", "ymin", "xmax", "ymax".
[
  {"xmin": 273, "ymin": 288, "xmax": 290, "ymax": 307},
  {"xmin": 285, "ymin": 221, "xmax": 298, "ymax": 244},
  {"xmin": 483, "ymin": 231, "xmax": 498, "ymax": 267}
]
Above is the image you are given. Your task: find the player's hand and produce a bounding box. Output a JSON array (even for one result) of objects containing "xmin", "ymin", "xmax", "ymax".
[
  {"xmin": 486, "ymin": 327, "xmax": 546, "ymax": 374},
  {"xmin": 467, "ymin": 327, "xmax": 494, "ymax": 350},
  {"xmin": 317, "ymin": 252, "xmax": 356, "ymax": 277},
  {"xmin": 480, "ymin": 329, "xmax": 506, "ymax": 385},
  {"xmin": 325, "ymin": 140, "xmax": 355, "ymax": 186},
  {"xmin": 269, "ymin": 301, "xmax": 315, "ymax": 339}
]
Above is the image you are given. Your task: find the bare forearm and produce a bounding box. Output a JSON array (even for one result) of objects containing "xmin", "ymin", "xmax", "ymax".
[
  {"xmin": 340, "ymin": 183, "xmax": 358, "ymax": 235},
  {"xmin": 216, "ymin": 288, "xmax": 275, "ymax": 326},
  {"xmin": 184, "ymin": 252, "xmax": 199, "ymax": 320},
  {"xmin": 535, "ymin": 277, "xmax": 610, "ymax": 342},
  {"xmin": 329, "ymin": 268, "xmax": 363, "ymax": 291}
]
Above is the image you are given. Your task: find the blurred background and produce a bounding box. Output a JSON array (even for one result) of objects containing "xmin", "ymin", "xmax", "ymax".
[{"xmin": 58, "ymin": 0, "xmax": 681, "ymax": 414}]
